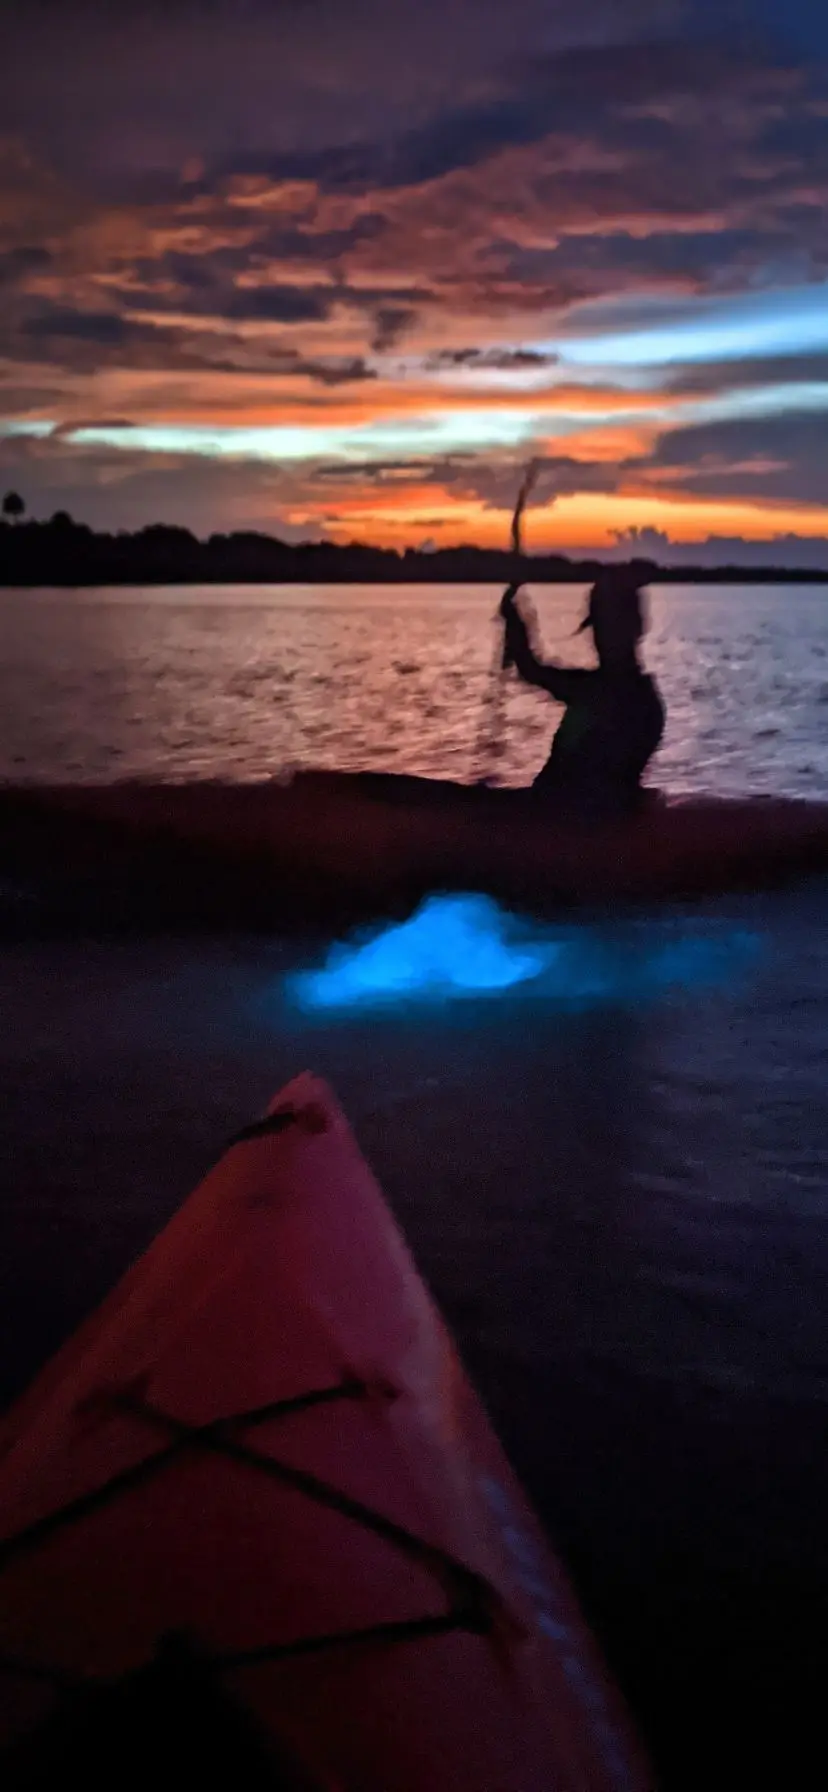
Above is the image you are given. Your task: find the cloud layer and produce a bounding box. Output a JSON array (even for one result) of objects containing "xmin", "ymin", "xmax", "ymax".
[{"xmin": 2, "ymin": 0, "xmax": 828, "ymax": 559}]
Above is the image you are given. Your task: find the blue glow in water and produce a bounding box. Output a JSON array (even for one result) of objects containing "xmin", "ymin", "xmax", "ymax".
[
  {"xmin": 291, "ymin": 895, "xmax": 551, "ymax": 1009},
  {"xmin": 287, "ymin": 894, "xmax": 761, "ymax": 1014}
]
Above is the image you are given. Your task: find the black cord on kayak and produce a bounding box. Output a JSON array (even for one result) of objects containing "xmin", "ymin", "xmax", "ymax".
[
  {"xmin": 223, "ymin": 1108, "xmax": 300, "ymax": 1151},
  {"xmin": 221, "ymin": 1099, "xmax": 329, "ymax": 1159},
  {"xmin": 0, "ymin": 1378, "xmax": 510, "ymax": 1699}
]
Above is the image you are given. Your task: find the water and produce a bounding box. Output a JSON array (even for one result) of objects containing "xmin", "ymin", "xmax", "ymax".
[
  {"xmin": 1, "ymin": 583, "xmax": 827, "ymax": 1786},
  {"xmin": 286, "ymin": 892, "xmax": 762, "ymax": 1011},
  {"xmin": 2, "ymin": 581, "xmax": 828, "ymax": 794}
]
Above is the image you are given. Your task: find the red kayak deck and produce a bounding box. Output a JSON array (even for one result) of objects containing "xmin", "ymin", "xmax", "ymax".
[
  {"xmin": 0, "ymin": 1075, "xmax": 651, "ymax": 1790},
  {"xmin": 3, "ymin": 775, "xmax": 828, "ymax": 927}
]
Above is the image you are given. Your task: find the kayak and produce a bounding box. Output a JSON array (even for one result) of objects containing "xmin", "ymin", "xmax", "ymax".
[
  {"xmin": 0, "ymin": 1074, "xmax": 651, "ymax": 1790},
  {"xmin": 3, "ymin": 772, "xmax": 828, "ymax": 930}
]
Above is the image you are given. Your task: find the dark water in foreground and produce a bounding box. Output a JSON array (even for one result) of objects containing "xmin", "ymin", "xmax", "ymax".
[
  {"xmin": 1, "ymin": 582, "xmax": 828, "ymax": 1785},
  {"xmin": 2, "ymin": 879, "xmax": 827, "ymax": 1787}
]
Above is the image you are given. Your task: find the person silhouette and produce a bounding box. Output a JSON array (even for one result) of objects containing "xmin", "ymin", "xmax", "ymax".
[{"xmin": 499, "ymin": 570, "xmax": 665, "ymax": 816}]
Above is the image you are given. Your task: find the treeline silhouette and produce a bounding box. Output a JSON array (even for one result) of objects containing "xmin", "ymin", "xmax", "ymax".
[{"xmin": 2, "ymin": 510, "xmax": 827, "ymax": 586}]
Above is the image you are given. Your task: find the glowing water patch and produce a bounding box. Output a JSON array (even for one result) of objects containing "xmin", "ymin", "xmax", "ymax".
[
  {"xmin": 287, "ymin": 894, "xmax": 761, "ymax": 1014},
  {"xmin": 291, "ymin": 896, "xmax": 551, "ymax": 1010}
]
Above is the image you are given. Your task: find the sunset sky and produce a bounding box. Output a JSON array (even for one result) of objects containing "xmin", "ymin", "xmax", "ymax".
[{"xmin": 2, "ymin": 0, "xmax": 828, "ymax": 561}]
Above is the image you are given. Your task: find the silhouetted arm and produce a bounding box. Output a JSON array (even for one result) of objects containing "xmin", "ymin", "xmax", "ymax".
[{"xmin": 499, "ymin": 586, "xmax": 583, "ymax": 701}]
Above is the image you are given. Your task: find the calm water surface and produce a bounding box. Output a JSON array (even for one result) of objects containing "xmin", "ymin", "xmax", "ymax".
[
  {"xmin": 2, "ymin": 581, "xmax": 828, "ymax": 794},
  {"xmin": 1, "ymin": 583, "xmax": 827, "ymax": 1787}
]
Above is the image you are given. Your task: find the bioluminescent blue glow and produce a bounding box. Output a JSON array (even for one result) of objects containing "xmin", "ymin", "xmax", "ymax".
[
  {"xmin": 291, "ymin": 896, "xmax": 551, "ymax": 1009},
  {"xmin": 286, "ymin": 893, "xmax": 761, "ymax": 1013}
]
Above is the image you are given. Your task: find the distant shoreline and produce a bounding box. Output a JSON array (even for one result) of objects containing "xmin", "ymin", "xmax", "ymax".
[
  {"xmin": 2, "ymin": 515, "xmax": 828, "ymax": 586},
  {"xmin": 5, "ymin": 572, "xmax": 828, "ymax": 587}
]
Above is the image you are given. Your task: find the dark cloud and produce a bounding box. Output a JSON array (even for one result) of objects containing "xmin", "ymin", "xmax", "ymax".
[
  {"xmin": 636, "ymin": 411, "xmax": 828, "ymax": 505},
  {"xmin": 0, "ymin": 246, "xmax": 52, "ymax": 285},
  {"xmin": 7, "ymin": 299, "xmax": 377, "ymax": 385},
  {"xmin": 371, "ymin": 305, "xmax": 417, "ymax": 351},
  {"xmin": 665, "ymin": 352, "xmax": 828, "ymax": 394},
  {"xmin": 292, "ymin": 356, "xmax": 376, "ymax": 386},
  {"xmin": 717, "ymin": 0, "xmax": 828, "ymax": 58},
  {"xmin": 12, "ymin": 305, "xmax": 221, "ymax": 373},
  {"xmin": 255, "ymin": 215, "xmax": 390, "ymax": 264},
  {"xmin": 85, "ymin": 249, "xmax": 429, "ymax": 343},
  {"xmin": 209, "ymin": 37, "xmax": 766, "ymax": 197},
  {"xmin": 109, "ymin": 272, "xmax": 338, "ymax": 325},
  {"xmin": 0, "ymin": 2, "xmax": 680, "ymax": 184},
  {"xmin": 428, "ymin": 348, "xmax": 558, "ymax": 370},
  {"xmin": 492, "ymin": 227, "xmax": 828, "ymax": 301},
  {"xmin": 50, "ymin": 418, "xmax": 136, "ymax": 437},
  {"xmin": 307, "ymin": 449, "xmax": 615, "ymax": 506},
  {"xmin": 242, "ymin": 350, "xmax": 377, "ymax": 385},
  {"xmin": 223, "ymin": 285, "xmax": 333, "ymax": 324},
  {"xmin": 312, "ymin": 457, "xmax": 436, "ymax": 485},
  {"xmin": 21, "ymin": 308, "xmax": 133, "ymax": 346}
]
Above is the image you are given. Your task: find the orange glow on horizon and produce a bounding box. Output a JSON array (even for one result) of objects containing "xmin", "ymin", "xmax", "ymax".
[{"xmin": 297, "ymin": 485, "xmax": 828, "ymax": 550}]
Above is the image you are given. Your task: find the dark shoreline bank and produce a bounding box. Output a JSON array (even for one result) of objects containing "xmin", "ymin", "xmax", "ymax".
[{"xmin": 3, "ymin": 515, "xmax": 828, "ymax": 586}]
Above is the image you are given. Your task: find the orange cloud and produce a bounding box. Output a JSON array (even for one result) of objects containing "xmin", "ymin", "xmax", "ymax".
[{"xmin": 537, "ymin": 423, "xmax": 657, "ymax": 461}]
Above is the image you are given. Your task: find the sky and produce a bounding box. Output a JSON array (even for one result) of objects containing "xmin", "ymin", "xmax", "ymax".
[{"xmin": 2, "ymin": 0, "xmax": 828, "ymax": 562}]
